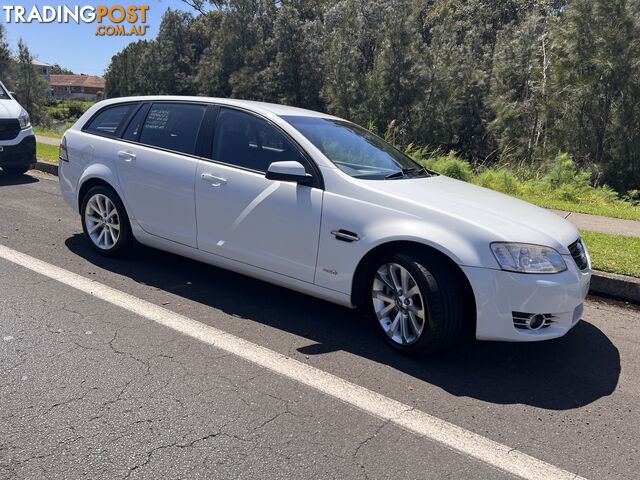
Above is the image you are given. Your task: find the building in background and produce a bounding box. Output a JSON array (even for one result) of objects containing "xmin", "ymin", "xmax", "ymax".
[
  {"xmin": 32, "ymin": 60, "xmax": 51, "ymax": 82},
  {"xmin": 49, "ymin": 75, "xmax": 105, "ymax": 101}
]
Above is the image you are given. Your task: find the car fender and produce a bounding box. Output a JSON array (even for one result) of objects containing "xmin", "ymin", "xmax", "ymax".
[
  {"xmin": 315, "ymin": 210, "xmax": 494, "ymax": 297},
  {"xmin": 77, "ymin": 162, "xmax": 133, "ymax": 218}
]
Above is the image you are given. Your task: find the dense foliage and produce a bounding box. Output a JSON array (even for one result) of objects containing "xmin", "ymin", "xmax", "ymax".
[
  {"xmin": 59, "ymin": 1, "xmax": 640, "ymax": 192},
  {"xmin": 410, "ymin": 149, "xmax": 640, "ymax": 220}
]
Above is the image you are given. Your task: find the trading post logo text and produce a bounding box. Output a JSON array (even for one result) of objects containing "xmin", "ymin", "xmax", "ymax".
[{"xmin": 2, "ymin": 4, "xmax": 150, "ymax": 37}]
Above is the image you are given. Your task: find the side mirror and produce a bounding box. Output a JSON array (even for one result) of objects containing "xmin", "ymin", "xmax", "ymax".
[
  {"xmin": 8, "ymin": 91, "xmax": 15, "ymax": 97},
  {"xmin": 266, "ymin": 161, "xmax": 313, "ymax": 186}
]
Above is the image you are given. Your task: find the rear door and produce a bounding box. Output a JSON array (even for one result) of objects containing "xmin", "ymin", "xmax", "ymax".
[{"xmin": 113, "ymin": 102, "xmax": 208, "ymax": 248}]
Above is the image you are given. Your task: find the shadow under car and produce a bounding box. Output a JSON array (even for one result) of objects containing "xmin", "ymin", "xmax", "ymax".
[{"xmin": 65, "ymin": 234, "xmax": 621, "ymax": 411}]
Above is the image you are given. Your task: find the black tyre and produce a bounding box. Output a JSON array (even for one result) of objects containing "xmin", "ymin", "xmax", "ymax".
[
  {"xmin": 81, "ymin": 185, "xmax": 132, "ymax": 256},
  {"xmin": 366, "ymin": 252, "xmax": 466, "ymax": 354},
  {"xmin": 2, "ymin": 166, "xmax": 30, "ymax": 175}
]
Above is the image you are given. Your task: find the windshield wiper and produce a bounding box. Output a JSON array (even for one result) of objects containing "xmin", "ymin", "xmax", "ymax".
[
  {"xmin": 384, "ymin": 167, "xmax": 430, "ymax": 180},
  {"xmin": 384, "ymin": 170, "xmax": 406, "ymax": 180}
]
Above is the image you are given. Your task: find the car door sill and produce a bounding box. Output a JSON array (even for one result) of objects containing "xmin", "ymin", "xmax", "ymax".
[{"xmin": 130, "ymin": 222, "xmax": 353, "ymax": 308}]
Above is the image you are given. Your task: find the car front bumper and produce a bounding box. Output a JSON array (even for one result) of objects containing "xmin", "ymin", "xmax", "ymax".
[
  {"xmin": 0, "ymin": 135, "xmax": 36, "ymax": 168},
  {"xmin": 462, "ymin": 258, "xmax": 591, "ymax": 342}
]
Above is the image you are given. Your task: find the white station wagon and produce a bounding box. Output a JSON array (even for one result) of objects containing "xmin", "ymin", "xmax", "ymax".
[{"xmin": 59, "ymin": 96, "xmax": 592, "ymax": 353}]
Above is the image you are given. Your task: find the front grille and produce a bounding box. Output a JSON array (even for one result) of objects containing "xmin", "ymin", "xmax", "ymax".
[
  {"xmin": 0, "ymin": 119, "xmax": 21, "ymax": 141},
  {"xmin": 568, "ymin": 238, "xmax": 589, "ymax": 270}
]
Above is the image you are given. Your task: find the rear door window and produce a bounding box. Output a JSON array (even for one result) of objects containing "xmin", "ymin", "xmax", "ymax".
[
  {"xmin": 139, "ymin": 103, "xmax": 207, "ymax": 156},
  {"xmin": 85, "ymin": 104, "xmax": 136, "ymax": 136}
]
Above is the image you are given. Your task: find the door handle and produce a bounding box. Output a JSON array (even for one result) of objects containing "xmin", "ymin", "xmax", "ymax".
[
  {"xmin": 201, "ymin": 173, "xmax": 227, "ymax": 186},
  {"xmin": 117, "ymin": 150, "xmax": 136, "ymax": 162}
]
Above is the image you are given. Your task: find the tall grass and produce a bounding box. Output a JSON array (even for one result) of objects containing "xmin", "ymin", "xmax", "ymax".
[{"xmin": 405, "ymin": 147, "xmax": 640, "ymax": 221}]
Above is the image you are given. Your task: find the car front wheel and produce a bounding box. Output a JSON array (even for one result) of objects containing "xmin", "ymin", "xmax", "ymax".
[
  {"xmin": 81, "ymin": 186, "xmax": 132, "ymax": 256},
  {"xmin": 368, "ymin": 252, "xmax": 465, "ymax": 354}
]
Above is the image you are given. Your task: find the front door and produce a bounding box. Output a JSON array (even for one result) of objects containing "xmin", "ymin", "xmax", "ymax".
[{"xmin": 195, "ymin": 107, "xmax": 323, "ymax": 283}]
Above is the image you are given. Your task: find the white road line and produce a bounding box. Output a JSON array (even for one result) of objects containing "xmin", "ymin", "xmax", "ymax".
[{"xmin": 0, "ymin": 243, "xmax": 584, "ymax": 480}]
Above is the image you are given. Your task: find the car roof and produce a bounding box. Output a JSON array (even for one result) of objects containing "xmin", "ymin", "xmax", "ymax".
[{"xmin": 95, "ymin": 96, "xmax": 343, "ymax": 121}]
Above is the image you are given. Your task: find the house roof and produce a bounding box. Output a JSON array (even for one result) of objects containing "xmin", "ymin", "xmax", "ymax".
[
  {"xmin": 32, "ymin": 60, "xmax": 51, "ymax": 67},
  {"xmin": 49, "ymin": 74, "xmax": 105, "ymax": 89}
]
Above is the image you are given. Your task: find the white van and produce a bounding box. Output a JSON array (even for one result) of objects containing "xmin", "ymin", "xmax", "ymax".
[{"xmin": 0, "ymin": 80, "xmax": 36, "ymax": 175}]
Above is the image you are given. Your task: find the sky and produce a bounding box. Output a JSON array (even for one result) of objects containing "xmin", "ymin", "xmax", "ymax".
[{"xmin": 2, "ymin": 1, "xmax": 204, "ymax": 75}]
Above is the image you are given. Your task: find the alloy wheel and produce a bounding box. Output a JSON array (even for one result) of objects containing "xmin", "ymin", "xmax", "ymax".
[
  {"xmin": 84, "ymin": 193, "xmax": 121, "ymax": 250},
  {"xmin": 372, "ymin": 262, "xmax": 426, "ymax": 346}
]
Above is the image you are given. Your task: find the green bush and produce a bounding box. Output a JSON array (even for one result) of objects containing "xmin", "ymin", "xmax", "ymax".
[
  {"xmin": 43, "ymin": 99, "xmax": 93, "ymax": 123},
  {"xmin": 400, "ymin": 144, "xmax": 640, "ymax": 221},
  {"xmin": 408, "ymin": 150, "xmax": 474, "ymax": 182},
  {"xmin": 473, "ymin": 168, "xmax": 522, "ymax": 195},
  {"xmin": 67, "ymin": 100, "xmax": 87, "ymax": 118}
]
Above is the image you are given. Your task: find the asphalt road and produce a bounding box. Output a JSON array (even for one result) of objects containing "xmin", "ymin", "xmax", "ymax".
[{"xmin": 1, "ymin": 170, "xmax": 639, "ymax": 480}]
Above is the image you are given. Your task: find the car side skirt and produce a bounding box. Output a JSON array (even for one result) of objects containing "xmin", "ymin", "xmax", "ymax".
[{"xmin": 130, "ymin": 222, "xmax": 354, "ymax": 309}]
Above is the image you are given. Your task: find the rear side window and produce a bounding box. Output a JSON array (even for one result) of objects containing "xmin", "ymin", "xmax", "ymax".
[
  {"xmin": 122, "ymin": 104, "xmax": 148, "ymax": 141},
  {"xmin": 139, "ymin": 103, "xmax": 206, "ymax": 156},
  {"xmin": 85, "ymin": 104, "xmax": 135, "ymax": 136},
  {"xmin": 213, "ymin": 108, "xmax": 305, "ymax": 172}
]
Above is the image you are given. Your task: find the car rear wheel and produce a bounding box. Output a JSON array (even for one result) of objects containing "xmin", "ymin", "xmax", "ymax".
[
  {"xmin": 81, "ymin": 186, "xmax": 132, "ymax": 256},
  {"xmin": 368, "ymin": 252, "xmax": 465, "ymax": 354}
]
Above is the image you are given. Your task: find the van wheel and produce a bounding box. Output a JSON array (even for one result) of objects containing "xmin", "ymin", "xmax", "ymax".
[
  {"xmin": 81, "ymin": 186, "xmax": 132, "ymax": 256},
  {"xmin": 367, "ymin": 252, "xmax": 464, "ymax": 354}
]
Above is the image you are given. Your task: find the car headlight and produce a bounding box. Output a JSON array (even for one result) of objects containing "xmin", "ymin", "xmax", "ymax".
[
  {"xmin": 490, "ymin": 242, "xmax": 567, "ymax": 274},
  {"xmin": 18, "ymin": 108, "xmax": 31, "ymax": 129}
]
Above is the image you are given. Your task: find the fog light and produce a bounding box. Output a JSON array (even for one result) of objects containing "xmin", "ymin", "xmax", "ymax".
[{"xmin": 526, "ymin": 314, "xmax": 546, "ymax": 330}]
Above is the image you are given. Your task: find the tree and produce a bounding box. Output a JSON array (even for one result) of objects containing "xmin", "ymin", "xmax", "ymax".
[
  {"xmin": 195, "ymin": 11, "xmax": 234, "ymax": 97},
  {"xmin": 321, "ymin": 0, "xmax": 383, "ymax": 122},
  {"xmin": 50, "ymin": 64, "xmax": 74, "ymax": 75},
  {"xmin": 101, "ymin": 0, "xmax": 640, "ymax": 193},
  {"xmin": 12, "ymin": 39, "xmax": 49, "ymax": 123},
  {"xmin": 153, "ymin": 9, "xmax": 198, "ymax": 95},
  {"xmin": 488, "ymin": 14, "xmax": 550, "ymax": 163},
  {"xmin": 0, "ymin": 24, "xmax": 11, "ymax": 82},
  {"xmin": 105, "ymin": 40, "xmax": 154, "ymax": 97},
  {"xmin": 261, "ymin": 0, "xmax": 324, "ymax": 109},
  {"xmin": 549, "ymin": 0, "xmax": 639, "ymax": 190},
  {"xmin": 105, "ymin": 9, "xmax": 200, "ymax": 97}
]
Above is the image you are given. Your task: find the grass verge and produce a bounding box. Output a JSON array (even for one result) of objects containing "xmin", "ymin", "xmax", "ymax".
[
  {"xmin": 517, "ymin": 193, "xmax": 640, "ymax": 221},
  {"xmin": 580, "ymin": 230, "xmax": 640, "ymax": 278},
  {"xmin": 36, "ymin": 142, "xmax": 59, "ymax": 164},
  {"xmin": 33, "ymin": 126, "xmax": 63, "ymax": 140},
  {"xmin": 411, "ymin": 150, "xmax": 640, "ymax": 222}
]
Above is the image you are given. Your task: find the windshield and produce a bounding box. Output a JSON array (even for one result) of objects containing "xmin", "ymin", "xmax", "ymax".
[
  {"xmin": 0, "ymin": 83, "xmax": 9, "ymax": 100},
  {"xmin": 282, "ymin": 116, "xmax": 433, "ymax": 180}
]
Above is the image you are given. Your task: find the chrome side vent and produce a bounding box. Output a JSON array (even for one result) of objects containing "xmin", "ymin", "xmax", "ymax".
[
  {"xmin": 331, "ymin": 229, "xmax": 360, "ymax": 242},
  {"xmin": 512, "ymin": 312, "xmax": 555, "ymax": 330}
]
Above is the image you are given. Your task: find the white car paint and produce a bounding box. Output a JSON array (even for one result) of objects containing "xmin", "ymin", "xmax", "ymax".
[
  {"xmin": 59, "ymin": 95, "xmax": 591, "ymax": 342},
  {"xmin": 0, "ymin": 80, "xmax": 35, "ymax": 148},
  {"xmin": 195, "ymin": 160, "xmax": 324, "ymax": 283},
  {"xmin": 114, "ymin": 140, "xmax": 200, "ymax": 248}
]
